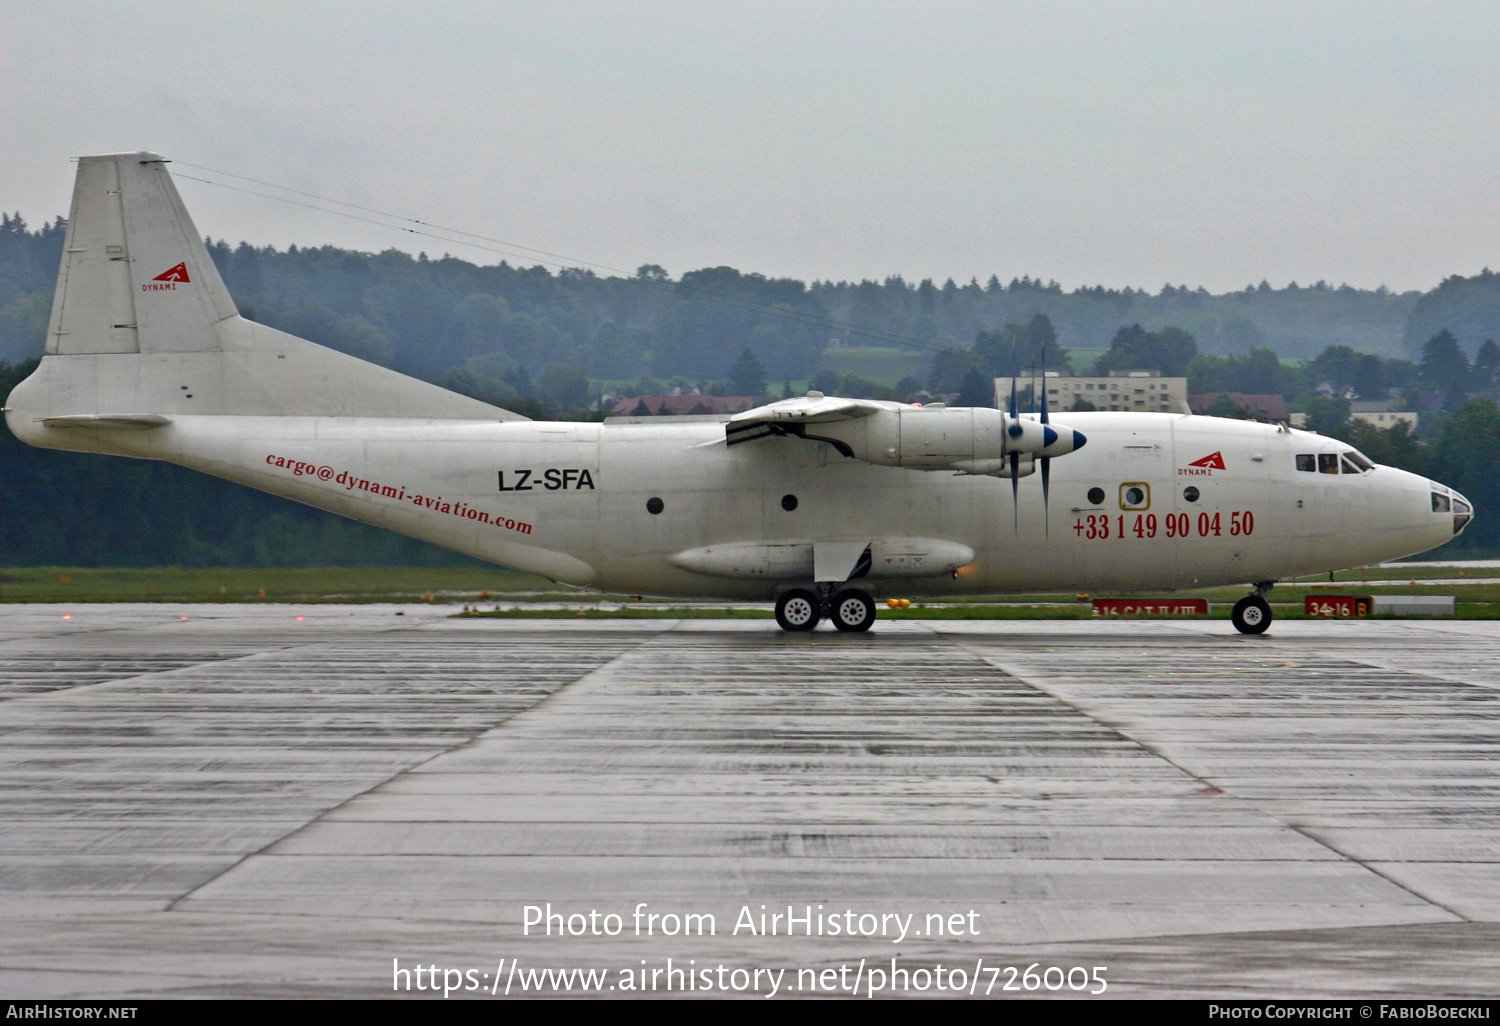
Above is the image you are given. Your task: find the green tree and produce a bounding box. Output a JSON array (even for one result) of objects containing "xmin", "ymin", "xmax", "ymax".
[
  {"xmin": 810, "ymin": 368, "xmax": 840, "ymax": 393},
  {"xmin": 728, "ymin": 348, "xmax": 767, "ymax": 397},
  {"xmin": 1351, "ymin": 353, "xmax": 1387, "ymax": 400},
  {"xmin": 1471, "ymin": 339, "xmax": 1499, "ymax": 391},
  {"xmin": 927, "ymin": 348, "xmax": 973, "ymax": 393},
  {"xmin": 838, "ymin": 373, "xmax": 876, "ymax": 399},
  {"xmin": 956, "ymin": 367, "xmax": 995, "ymax": 407},
  {"xmin": 1420, "ymin": 329, "xmax": 1469, "ymax": 393},
  {"xmin": 1302, "ymin": 395, "xmax": 1351, "ymax": 435},
  {"xmin": 1234, "ymin": 347, "xmax": 1290, "ymax": 395},
  {"xmin": 971, "ymin": 314, "xmax": 1068, "ymax": 377},
  {"xmin": 539, "ymin": 364, "xmax": 591, "ymax": 410},
  {"xmin": 1095, "ymin": 324, "xmax": 1198, "ymax": 377},
  {"xmin": 1305, "ymin": 345, "xmax": 1361, "ymax": 393}
]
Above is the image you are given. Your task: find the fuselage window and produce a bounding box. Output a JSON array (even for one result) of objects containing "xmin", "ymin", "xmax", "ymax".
[
  {"xmin": 1296, "ymin": 454, "xmax": 1316, "ymax": 472},
  {"xmin": 1318, "ymin": 453, "xmax": 1340, "ymax": 474},
  {"xmin": 1432, "ymin": 492, "xmax": 1451, "ymax": 513},
  {"xmin": 1120, "ymin": 483, "xmax": 1150, "ymax": 510}
]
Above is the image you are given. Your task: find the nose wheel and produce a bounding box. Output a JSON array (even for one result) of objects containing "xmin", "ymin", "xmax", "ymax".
[{"xmin": 1231, "ymin": 594, "xmax": 1272, "ymax": 634}]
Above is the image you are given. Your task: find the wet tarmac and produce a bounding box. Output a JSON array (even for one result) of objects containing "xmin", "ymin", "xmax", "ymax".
[{"xmin": 1, "ymin": 605, "xmax": 1497, "ymax": 999}]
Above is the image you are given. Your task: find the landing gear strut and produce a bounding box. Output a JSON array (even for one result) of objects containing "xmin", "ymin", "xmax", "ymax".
[{"xmin": 1231, "ymin": 582, "xmax": 1274, "ymax": 635}]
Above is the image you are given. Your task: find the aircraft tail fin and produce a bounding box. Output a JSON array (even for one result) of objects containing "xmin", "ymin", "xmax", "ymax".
[
  {"xmin": 49, "ymin": 152, "xmax": 236, "ymax": 356},
  {"xmin": 8, "ymin": 152, "xmax": 525, "ymax": 434}
]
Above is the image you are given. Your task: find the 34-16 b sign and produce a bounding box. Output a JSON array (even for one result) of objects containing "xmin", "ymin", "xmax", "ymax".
[{"xmin": 1305, "ymin": 595, "xmax": 1372, "ymax": 618}]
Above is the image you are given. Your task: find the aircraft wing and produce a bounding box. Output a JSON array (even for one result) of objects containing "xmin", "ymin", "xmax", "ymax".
[{"xmin": 725, "ymin": 395, "xmax": 884, "ymax": 446}]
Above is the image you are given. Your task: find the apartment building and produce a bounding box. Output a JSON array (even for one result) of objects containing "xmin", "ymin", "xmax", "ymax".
[{"xmin": 993, "ymin": 370, "xmax": 1188, "ymax": 413}]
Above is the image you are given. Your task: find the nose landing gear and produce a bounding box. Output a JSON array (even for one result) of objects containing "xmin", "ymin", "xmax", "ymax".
[{"xmin": 1231, "ymin": 582, "xmax": 1275, "ymax": 634}]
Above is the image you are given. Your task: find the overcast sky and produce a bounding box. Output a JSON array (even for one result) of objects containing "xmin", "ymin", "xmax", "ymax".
[{"xmin": 4, "ymin": 1, "xmax": 1498, "ymax": 293}]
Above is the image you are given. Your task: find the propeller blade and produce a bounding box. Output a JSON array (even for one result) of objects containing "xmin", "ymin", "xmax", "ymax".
[
  {"xmin": 1039, "ymin": 339, "xmax": 1050, "ymax": 424},
  {"xmin": 1040, "ymin": 455, "xmax": 1051, "ymax": 536},
  {"xmin": 1008, "ymin": 332, "xmax": 1019, "ymax": 418},
  {"xmin": 1010, "ymin": 451, "xmax": 1020, "ymax": 531},
  {"xmin": 1039, "ymin": 338, "xmax": 1049, "ymax": 533}
]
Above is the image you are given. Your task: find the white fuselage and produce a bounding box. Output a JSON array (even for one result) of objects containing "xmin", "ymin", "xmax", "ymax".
[{"xmin": 23, "ymin": 408, "xmax": 1453, "ymax": 598}]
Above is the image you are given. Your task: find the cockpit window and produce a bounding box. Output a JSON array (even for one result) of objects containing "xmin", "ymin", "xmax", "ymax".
[
  {"xmin": 1296, "ymin": 454, "xmax": 1315, "ymax": 472},
  {"xmin": 1345, "ymin": 449, "xmax": 1375, "ymax": 472},
  {"xmin": 1432, "ymin": 492, "xmax": 1451, "ymax": 512},
  {"xmin": 1318, "ymin": 453, "xmax": 1340, "ymax": 474},
  {"xmin": 1341, "ymin": 455, "xmax": 1362, "ymax": 474}
]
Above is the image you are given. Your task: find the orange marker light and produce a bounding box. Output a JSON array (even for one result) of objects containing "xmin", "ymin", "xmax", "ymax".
[{"xmin": 62, "ymin": 614, "xmax": 71, "ymax": 620}]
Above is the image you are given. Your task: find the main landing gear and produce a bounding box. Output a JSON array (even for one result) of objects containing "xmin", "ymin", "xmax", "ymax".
[
  {"xmin": 1231, "ymin": 582, "xmax": 1274, "ymax": 635},
  {"xmin": 774, "ymin": 587, "xmax": 876, "ymax": 633}
]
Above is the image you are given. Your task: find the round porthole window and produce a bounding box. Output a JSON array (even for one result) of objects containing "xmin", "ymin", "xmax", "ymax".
[
  {"xmin": 781, "ymin": 494, "xmax": 798, "ymax": 511},
  {"xmin": 1183, "ymin": 486, "xmax": 1200, "ymax": 503},
  {"xmin": 1087, "ymin": 487, "xmax": 1105, "ymax": 505},
  {"xmin": 646, "ymin": 497, "xmax": 664, "ymax": 515}
]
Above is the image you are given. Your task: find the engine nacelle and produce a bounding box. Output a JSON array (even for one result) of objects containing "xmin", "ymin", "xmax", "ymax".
[{"xmin": 800, "ymin": 405, "xmax": 1084, "ymax": 472}]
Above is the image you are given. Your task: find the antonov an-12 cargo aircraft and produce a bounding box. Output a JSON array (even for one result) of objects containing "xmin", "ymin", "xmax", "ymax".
[{"xmin": 4, "ymin": 153, "xmax": 1475, "ymax": 633}]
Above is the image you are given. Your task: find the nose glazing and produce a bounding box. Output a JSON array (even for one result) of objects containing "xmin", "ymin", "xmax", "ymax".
[{"xmin": 1452, "ymin": 490, "xmax": 1474, "ymax": 535}]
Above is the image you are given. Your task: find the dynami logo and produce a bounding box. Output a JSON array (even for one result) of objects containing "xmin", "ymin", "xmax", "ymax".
[
  {"xmin": 142, "ymin": 262, "xmax": 191, "ymax": 291},
  {"xmin": 1180, "ymin": 451, "xmax": 1225, "ymax": 476}
]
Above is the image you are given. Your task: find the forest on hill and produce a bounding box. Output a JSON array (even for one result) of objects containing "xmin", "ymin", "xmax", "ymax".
[{"xmin": 7, "ymin": 211, "xmax": 1500, "ymax": 394}]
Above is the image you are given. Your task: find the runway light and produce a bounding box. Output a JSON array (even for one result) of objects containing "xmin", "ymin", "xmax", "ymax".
[
  {"xmin": 62, "ymin": 614, "xmax": 71, "ymax": 620},
  {"xmin": 180, "ymin": 616, "xmax": 187, "ymax": 620},
  {"xmin": 296, "ymin": 616, "xmax": 305, "ymax": 621}
]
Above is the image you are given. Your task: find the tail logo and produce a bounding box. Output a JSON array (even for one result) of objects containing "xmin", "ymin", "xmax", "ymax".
[
  {"xmin": 142, "ymin": 262, "xmax": 191, "ymax": 291},
  {"xmin": 1180, "ymin": 451, "xmax": 1226, "ymax": 476}
]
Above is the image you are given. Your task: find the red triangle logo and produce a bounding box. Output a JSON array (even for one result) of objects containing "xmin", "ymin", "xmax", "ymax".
[
  {"xmin": 1189, "ymin": 451, "xmax": 1226, "ymax": 470},
  {"xmin": 152, "ymin": 262, "xmax": 191, "ymax": 283}
]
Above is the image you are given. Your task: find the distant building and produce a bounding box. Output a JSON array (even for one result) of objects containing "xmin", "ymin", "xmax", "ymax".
[
  {"xmin": 1289, "ymin": 403, "xmax": 1419, "ymax": 432},
  {"xmin": 1350, "ymin": 401, "xmax": 1419, "ymax": 432},
  {"xmin": 995, "ymin": 370, "xmax": 1187, "ymax": 413},
  {"xmin": 1188, "ymin": 392, "xmax": 1289, "ymax": 423},
  {"xmin": 609, "ymin": 395, "xmax": 758, "ymax": 417}
]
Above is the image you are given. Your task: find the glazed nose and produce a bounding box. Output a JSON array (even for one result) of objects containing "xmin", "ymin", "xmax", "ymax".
[{"xmin": 1451, "ymin": 490, "xmax": 1474, "ymax": 536}]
